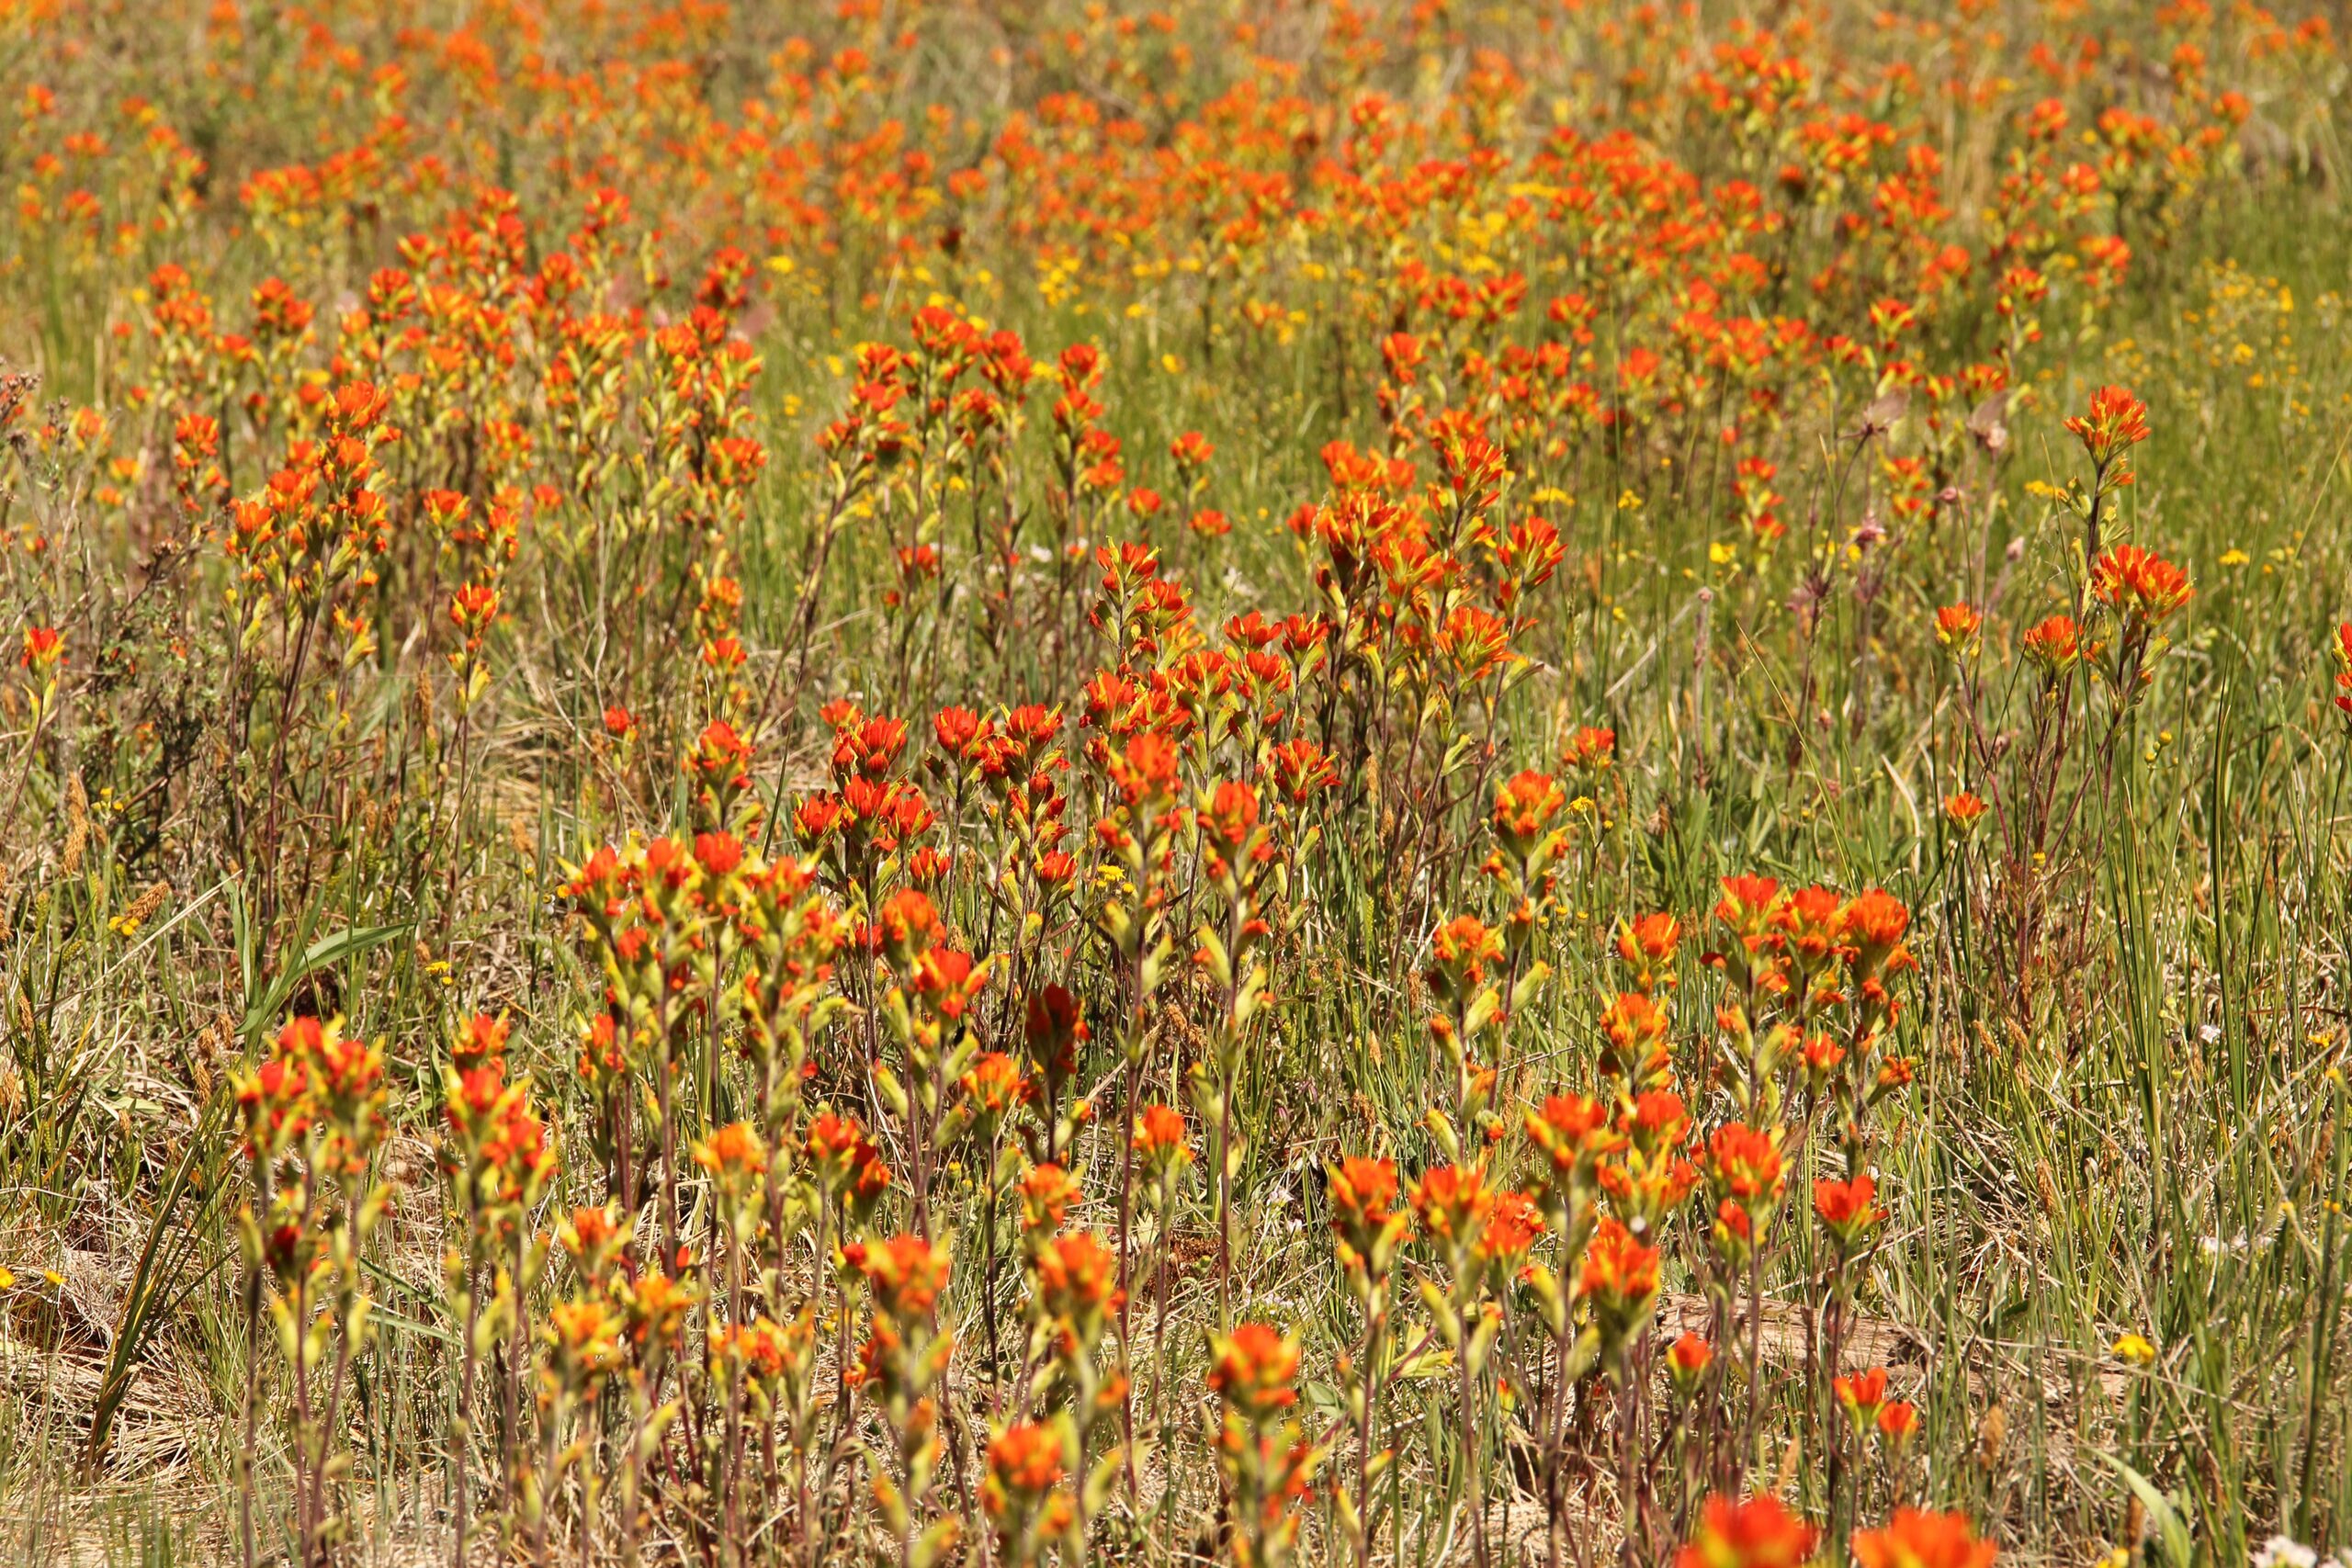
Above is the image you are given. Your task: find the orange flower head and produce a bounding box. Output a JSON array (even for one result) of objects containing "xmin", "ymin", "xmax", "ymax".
[
  {"xmin": 19, "ymin": 625, "xmax": 63, "ymax": 672},
  {"xmin": 1835, "ymin": 1365, "xmax": 1890, "ymax": 1423},
  {"xmin": 1674, "ymin": 1493, "xmax": 1819, "ymax": 1568},
  {"xmin": 2333, "ymin": 623, "xmax": 2352, "ymax": 716},
  {"xmin": 1023, "ymin": 984, "xmax": 1087, "ymax": 1076},
  {"xmin": 1563, "ymin": 726, "xmax": 1616, "ymax": 772},
  {"xmin": 1201, "ymin": 778, "xmax": 1261, "ymax": 848},
  {"xmin": 1842, "ymin": 889, "xmax": 1911, "ymax": 964},
  {"xmin": 453, "ymin": 1011, "xmax": 510, "ymax": 1071},
  {"xmin": 1933, "ymin": 604, "xmax": 1982, "ymax": 650},
  {"xmin": 2092, "ymin": 545, "xmax": 2192, "ymax": 627},
  {"xmin": 1429, "ymin": 913, "xmax": 1503, "ymax": 992},
  {"xmin": 1491, "ymin": 769, "xmax": 1566, "ymax": 852},
  {"xmin": 2022, "ymin": 615, "xmax": 2081, "ymax": 673},
  {"xmin": 1815, "ymin": 1172, "xmax": 1884, "ymax": 1246},
  {"xmin": 1132, "ymin": 1102, "xmax": 1192, "ymax": 1170},
  {"xmin": 876, "ymin": 887, "xmax": 942, "ymax": 960},
  {"xmin": 1525, "ymin": 1092, "xmax": 1621, "ymax": 1179},
  {"xmin": 1578, "ymin": 1217, "xmax": 1661, "ymax": 1315},
  {"xmin": 1628, "ymin": 1089, "xmax": 1692, "ymax": 1154},
  {"xmin": 1328, "ymin": 1155, "xmax": 1405, "ymax": 1273},
  {"xmin": 1618, "ymin": 911, "xmax": 1682, "ymax": 965},
  {"xmin": 984, "ymin": 1420, "xmax": 1069, "ymax": 1517},
  {"xmin": 1019, "ymin": 1161, "xmax": 1080, "ymax": 1237},
  {"xmin": 1409, "ymin": 1162, "xmax": 1497, "ymax": 1249},
  {"xmin": 1707, "ymin": 1122, "xmax": 1784, "ymax": 1206},
  {"xmin": 1599, "ymin": 991, "xmax": 1671, "ymax": 1084},
  {"xmin": 1852, "ymin": 1510, "xmax": 1996, "ymax": 1568},
  {"xmin": 1110, "ymin": 730, "xmax": 1182, "ymax": 809},
  {"xmin": 858, "ymin": 1233, "xmax": 949, "ymax": 1322},
  {"xmin": 2063, "ymin": 384, "xmax": 2149, "ymax": 468},
  {"xmin": 1781, "ymin": 885, "xmax": 1845, "ymax": 964},
  {"xmin": 1208, "ymin": 1322, "xmax": 1300, "ymax": 1421},
  {"xmin": 962, "ymin": 1052, "xmax": 1033, "ymax": 1118},
  {"xmin": 1476, "ymin": 1189, "xmax": 1544, "ymax": 1267},
  {"xmin": 1713, "ymin": 874, "xmax": 1783, "ymax": 933},
  {"xmin": 1033, "ymin": 1230, "xmax": 1121, "ymax": 1334},
  {"xmin": 694, "ymin": 1121, "xmax": 767, "ymax": 1188}
]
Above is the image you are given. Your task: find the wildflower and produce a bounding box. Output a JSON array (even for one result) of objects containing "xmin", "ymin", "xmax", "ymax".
[
  {"xmin": 693, "ymin": 1121, "xmax": 767, "ymax": 1194},
  {"xmin": 984, "ymin": 1420, "xmax": 1074, "ymax": 1563},
  {"xmin": 1476, "ymin": 1190, "xmax": 1544, "ymax": 1270},
  {"xmin": 2254, "ymin": 1540, "xmax": 2322, "ymax": 1568},
  {"xmin": 1851, "ymin": 1509, "xmax": 1997, "ymax": 1568},
  {"xmin": 1032, "ymin": 1230, "xmax": 1122, "ymax": 1344},
  {"xmin": 693, "ymin": 829, "xmax": 744, "ymax": 877},
  {"xmin": 2093, "ymin": 546, "xmax": 2193, "ymax": 628},
  {"xmin": 985, "ymin": 1420, "xmax": 1068, "ymax": 1501},
  {"xmin": 1428, "ymin": 914, "xmax": 1504, "ymax": 992},
  {"xmin": 1618, "ymin": 911, "xmax": 1682, "ymax": 964},
  {"xmin": 1842, "ymin": 889, "xmax": 1914, "ymax": 977},
  {"xmin": 1601, "ymin": 977, "xmax": 1674, "ymax": 1062},
  {"xmin": 963, "ymin": 1053, "xmax": 1034, "ymax": 1122},
  {"xmin": 1328, "ymin": 1156, "xmax": 1409, "ymax": 1283},
  {"xmin": 1023, "ymin": 984, "xmax": 1087, "ymax": 1083},
  {"xmin": 1562, "ymin": 727, "xmax": 1616, "ymax": 772},
  {"xmin": 1675, "ymin": 1493, "xmax": 1819, "ymax": 1568},
  {"xmin": 1208, "ymin": 1321, "xmax": 1300, "ymax": 1420},
  {"xmin": 1815, "ymin": 1172, "xmax": 1884, "ymax": 1249},
  {"xmin": 559, "ymin": 1204, "xmax": 628, "ymax": 1284},
  {"xmin": 1668, "ymin": 1332, "xmax": 1713, "ymax": 1398},
  {"xmin": 1877, "ymin": 1401, "xmax": 1919, "ymax": 1445},
  {"xmin": 2064, "ymin": 385, "xmax": 2150, "ymax": 472},
  {"xmin": 452, "ymin": 1012, "xmax": 510, "ymax": 1071},
  {"xmin": 1209, "ymin": 1321, "xmax": 1319, "ymax": 1568},
  {"xmin": 933, "ymin": 705, "xmax": 986, "ymax": 759},
  {"xmin": 19, "ymin": 626, "xmax": 63, "ymax": 672},
  {"xmin": 1578, "ymin": 1217, "xmax": 1661, "ymax": 1346},
  {"xmin": 448, "ymin": 582, "xmax": 498, "ymax": 649},
  {"xmin": 1018, "ymin": 1161, "xmax": 1080, "ymax": 1245},
  {"xmin": 1942, "ymin": 792, "xmax": 1986, "ymax": 830},
  {"xmin": 2022, "ymin": 615, "xmax": 2081, "ymax": 674},
  {"xmin": 1706, "ymin": 1123, "xmax": 1784, "ymax": 1261},
  {"xmin": 1525, "ymin": 1093, "xmax": 1620, "ymax": 1181},
  {"xmin": 1933, "ymin": 604, "xmax": 1982, "ymax": 652},
  {"xmin": 858, "ymin": 1232, "xmax": 950, "ymax": 1321},
  {"xmin": 1713, "ymin": 874, "xmax": 1784, "ymax": 935},
  {"xmin": 1835, "ymin": 1365, "xmax": 1889, "ymax": 1427},
  {"xmin": 1132, "ymin": 1102, "xmax": 1191, "ymax": 1173},
  {"xmin": 2111, "ymin": 1331, "xmax": 2157, "ymax": 1366},
  {"xmin": 545, "ymin": 1297, "xmax": 626, "ymax": 1398},
  {"xmin": 1490, "ymin": 769, "xmax": 1566, "ymax": 862},
  {"xmin": 1108, "ymin": 730, "xmax": 1181, "ymax": 809}
]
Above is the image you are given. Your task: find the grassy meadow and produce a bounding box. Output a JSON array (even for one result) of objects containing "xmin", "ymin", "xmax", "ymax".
[{"xmin": 5, "ymin": 3, "xmax": 2352, "ymax": 1566}]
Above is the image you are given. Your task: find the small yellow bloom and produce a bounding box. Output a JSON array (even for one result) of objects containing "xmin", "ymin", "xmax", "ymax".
[
  {"xmin": 2219, "ymin": 548, "xmax": 2249, "ymax": 566},
  {"xmin": 2112, "ymin": 1332, "xmax": 2156, "ymax": 1366},
  {"xmin": 0, "ymin": 1268, "xmax": 15, "ymax": 1289}
]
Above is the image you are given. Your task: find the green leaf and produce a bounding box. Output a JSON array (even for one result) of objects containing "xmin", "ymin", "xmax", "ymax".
[
  {"xmin": 240, "ymin": 919, "xmax": 412, "ymax": 1044},
  {"xmin": 2091, "ymin": 1450, "xmax": 2192, "ymax": 1568},
  {"xmin": 85, "ymin": 1122, "xmax": 218, "ymax": 1469}
]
